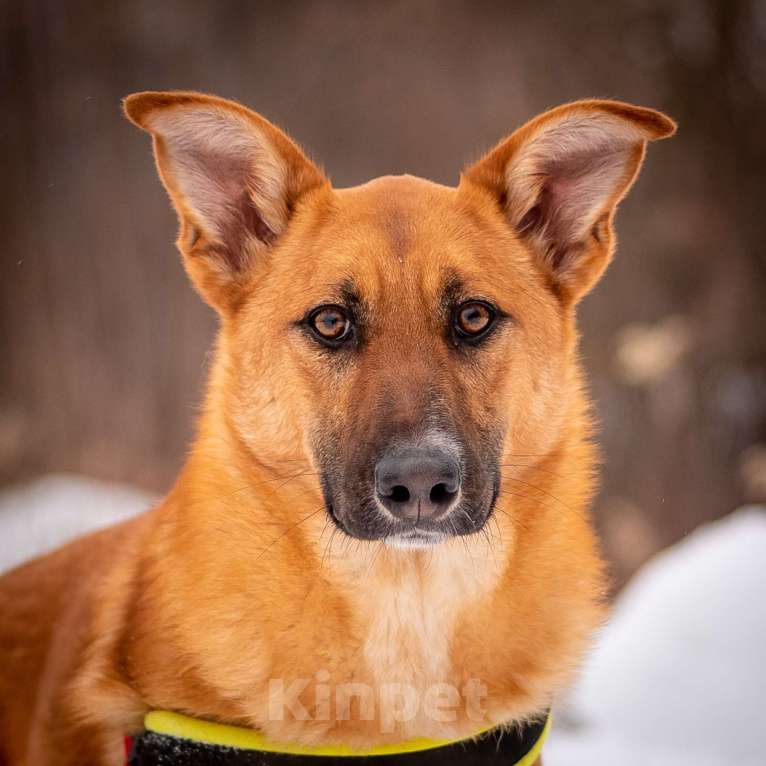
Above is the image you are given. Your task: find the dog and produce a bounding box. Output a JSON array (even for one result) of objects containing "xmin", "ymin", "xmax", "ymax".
[{"xmin": 0, "ymin": 91, "xmax": 674, "ymax": 765}]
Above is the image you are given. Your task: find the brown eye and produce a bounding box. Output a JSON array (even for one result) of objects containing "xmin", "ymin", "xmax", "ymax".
[
  {"xmin": 308, "ymin": 305, "xmax": 352, "ymax": 344},
  {"xmin": 454, "ymin": 301, "xmax": 495, "ymax": 340}
]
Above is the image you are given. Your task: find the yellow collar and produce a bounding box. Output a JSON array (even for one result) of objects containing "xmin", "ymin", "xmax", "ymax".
[{"xmin": 129, "ymin": 709, "xmax": 551, "ymax": 764}]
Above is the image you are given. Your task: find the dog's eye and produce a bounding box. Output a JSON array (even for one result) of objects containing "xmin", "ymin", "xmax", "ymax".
[
  {"xmin": 308, "ymin": 305, "xmax": 352, "ymax": 344},
  {"xmin": 453, "ymin": 301, "xmax": 495, "ymax": 340}
]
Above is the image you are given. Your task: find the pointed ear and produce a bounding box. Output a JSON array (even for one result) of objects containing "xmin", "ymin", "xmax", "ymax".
[
  {"xmin": 463, "ymin": 100, "xmax": 675, "ymax": 304},
  {"xmin": 123, "ymin": 91, "xmax": 328, "ymax": 311}
]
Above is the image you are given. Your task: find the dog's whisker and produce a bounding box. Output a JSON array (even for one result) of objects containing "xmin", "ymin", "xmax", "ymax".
[
  {"xmin": 500, "ymin": 463, "xmax": 570, "ymax": 482},
  {"xmin": 254, "ymin": 507, "xmax": 324, "ymax": 562},
  {"xmin": 494, "ymin": 511, "xmax": 532, "ymax": 538},
  {"xmin": 497, "ymin": 488, "xmax": 590, "ymax": 527},
  {"xmin": 504, "ymin": 476, "xmax": 575, "ymax": 513},
  {"xmin": 320, "ymin": 525, "xmax": 342, "ymax": 571},
  {"xmin": 364, "ymin": 539, "xmax": 386, "ymax": 577}
]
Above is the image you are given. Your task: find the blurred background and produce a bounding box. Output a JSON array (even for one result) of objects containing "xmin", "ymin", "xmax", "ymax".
[{"xmin": 2, "ymin": 0, "xmax": 765, "ymax": 585}]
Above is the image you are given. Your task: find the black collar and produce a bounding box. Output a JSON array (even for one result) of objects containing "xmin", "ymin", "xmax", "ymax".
[{"xmin": 127, "ymin": 711, "xmax": 550, "ymax": 765}]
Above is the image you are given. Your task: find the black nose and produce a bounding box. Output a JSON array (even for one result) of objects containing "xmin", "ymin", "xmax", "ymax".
[{"xmin": 375, "ymin": 448, "xmax": 461, "ymax": 523}]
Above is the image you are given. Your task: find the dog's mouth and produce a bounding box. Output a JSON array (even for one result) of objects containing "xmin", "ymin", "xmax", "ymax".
[
  {"xmin": 323, "ymin": 489, "xmax": 499, "ymax": 548},
  {"xmin": 327, "ymin": 503, "xmax": 443, "ymax": 547}
]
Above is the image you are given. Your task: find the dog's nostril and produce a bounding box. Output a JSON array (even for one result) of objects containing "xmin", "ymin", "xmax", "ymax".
[
  {"xmin": 429, "ymin": 482, "xmax": 455, "ymax": 506},
  {"xmin": 390, "ymin": 485, "xmax": 410, "ymax": 503}
]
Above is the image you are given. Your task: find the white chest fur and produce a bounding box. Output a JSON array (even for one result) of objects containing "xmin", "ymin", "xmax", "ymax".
[{"xmin": 345, "ymin": 538, "xmax": 506, "ymax": 736}]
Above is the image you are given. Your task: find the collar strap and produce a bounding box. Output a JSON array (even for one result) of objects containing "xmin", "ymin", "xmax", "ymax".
[{"xmin": 127, "ymin": 710, "xmax": 550, "ymax": 765}]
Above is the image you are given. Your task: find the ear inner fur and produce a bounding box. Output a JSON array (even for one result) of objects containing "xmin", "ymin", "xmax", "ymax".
[
  {"xmin": 123, "ymin": 90, "xmax": 328, "ymax": 311},
  {"xmin": 463, "ymin": 99, "xmax": 675, "ymax": 303}
]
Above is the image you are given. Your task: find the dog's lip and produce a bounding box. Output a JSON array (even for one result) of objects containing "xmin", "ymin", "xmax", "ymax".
[
  {"xmin": 394, "ymin": 528, "xmax": 444, "ymax": 540},
  {"xmin": 385, "ymin": 529, "xmax": 447, "ymax": 549},
  {"xmin": 325, "ymin": 502, "xmax": 346, "ymax": 531},
  {"xmin": 393, "ymin": 519, "xmax": 449, "ymax": 535}
]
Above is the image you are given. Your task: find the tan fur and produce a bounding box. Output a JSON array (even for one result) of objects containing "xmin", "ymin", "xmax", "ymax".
[{"xmin": 0, "ymin": 92, "xmax": 674, "ymax": 765}]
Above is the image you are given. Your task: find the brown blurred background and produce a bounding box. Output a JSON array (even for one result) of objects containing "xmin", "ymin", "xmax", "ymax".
[{"xmin": 2, "ymin": 0, "xmax": 765, "ymax": 583}]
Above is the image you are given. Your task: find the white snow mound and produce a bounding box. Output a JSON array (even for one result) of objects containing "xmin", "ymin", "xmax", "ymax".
[
  {"xmin": 546, "ymin": 507, "xmax": 766, "ymax": 766},
  {"xmin": 0, "ymin": 473, "xmax": 155, "ymax": 573}
]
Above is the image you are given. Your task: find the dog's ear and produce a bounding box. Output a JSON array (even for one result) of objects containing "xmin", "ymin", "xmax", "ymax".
[
  {"xmin": 463, "ymin": 100, "xmax": 675, "ymax": 304},
  {"xmin": 124, "ymin": 91, "xmax": 327, "ymax": 311}
]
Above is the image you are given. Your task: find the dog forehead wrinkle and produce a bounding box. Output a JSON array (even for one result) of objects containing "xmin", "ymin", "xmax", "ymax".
[{"xmin": 382, "ymin": 206, "xmax": 412, "ymax": 263}]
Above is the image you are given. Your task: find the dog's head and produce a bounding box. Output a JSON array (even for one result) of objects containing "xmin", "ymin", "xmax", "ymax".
[{"xmin": 126, "ymin": 92, "xmax": 673, "ymax": 547}]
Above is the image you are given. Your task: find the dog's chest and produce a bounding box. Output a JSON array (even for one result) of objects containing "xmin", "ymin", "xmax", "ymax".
[
  {"xmin": 359, "ymin": 546, "xmax": 500, "ymax": 690},
  {"xmin": 363, "ymin": 577, "xmax": 453, "ymax": 687}
]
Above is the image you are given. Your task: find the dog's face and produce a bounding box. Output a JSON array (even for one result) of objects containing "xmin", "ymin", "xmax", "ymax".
[
  {"xmin": 244, "ymin": 177, "xmax": 568, "ymax": 546},
  {"xmin": 126, "ymin": 92, "xmax": 673, "ymax": 547}
]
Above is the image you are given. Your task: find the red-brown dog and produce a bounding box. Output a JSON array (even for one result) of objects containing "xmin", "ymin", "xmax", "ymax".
[{"xmin": 0, "ymin": 92, "xmax": 674, "ymax": 765}]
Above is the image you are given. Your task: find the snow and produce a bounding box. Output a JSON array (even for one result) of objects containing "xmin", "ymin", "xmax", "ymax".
[
  {"xmin": 546, "ymin": 507, "xmax": 766, "ymax": 766},
  {"xmin": 0, "ymin": 473, "xmax": 156, "ymax": 573},
  {"xmin": 1, "ymin": 475, "xmax": 764, "ymax": 763}
]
